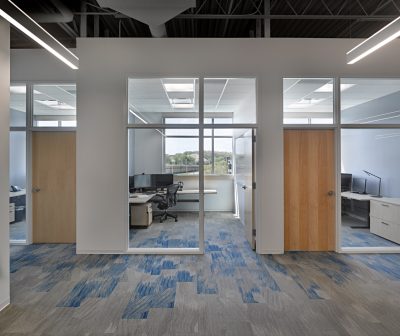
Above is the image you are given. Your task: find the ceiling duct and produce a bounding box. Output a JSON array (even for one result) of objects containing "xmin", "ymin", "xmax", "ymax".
[{"xmin": 97, "ymin": 0, "xmax": 195, "ymax": 37}]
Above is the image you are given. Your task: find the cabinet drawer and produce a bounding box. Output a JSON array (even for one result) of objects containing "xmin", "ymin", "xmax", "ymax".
[
  {"xmin": 370, "ymin": 201, "xmax": 400, "ymax": 223},
  {"xmin": 370, "ymin": 216, "xmax": 400, "ymax": 244}
]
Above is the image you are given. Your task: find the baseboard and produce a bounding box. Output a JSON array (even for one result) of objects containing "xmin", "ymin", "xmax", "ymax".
[
  {"xmin": 0, "ymin": 297, "xmax": 10, "ymax": 312},
  {"xmin": 9, "ymin": 239, "xmax": 28, "ymax": 245},
  {"xmin": 76, "ymin": 249, "xmax": 125, "ymax": 255},
  {"xmin": 256, "ymin": 249, "xmax": 284, "ymax": 255}
]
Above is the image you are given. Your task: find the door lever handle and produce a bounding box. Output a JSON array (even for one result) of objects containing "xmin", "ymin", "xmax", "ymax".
[
  {"xmin": 32, "ymin": 187, "xmax": 41, "ymax": 193},
  {"xmin": 242, "ymin": 185, "xmax": 247, "ymax": 190}
]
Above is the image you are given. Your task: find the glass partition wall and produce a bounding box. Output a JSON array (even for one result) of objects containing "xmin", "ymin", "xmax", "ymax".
[
  {"xmin": 283, "ymin": 77, "xmax": 400, "ymax": 253},
  {"xmin": 10, "ymin": 84, "xmax": 27, "ymax": 242},
  {"xmin": 9, "ymin": 83, "xmax": 77, "ymax": 244},
  {"xmin": 340, "ymin": 79, "xmax": 400, "ymax": 250},
  {"xmin": 127, "ymin": 77, "xmax": 257, "ymax": 253}
]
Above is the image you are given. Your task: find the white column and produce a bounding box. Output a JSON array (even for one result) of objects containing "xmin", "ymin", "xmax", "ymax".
[{"xmin": 0, "ymin": 18, "xmax": 10, "ymax": 311}]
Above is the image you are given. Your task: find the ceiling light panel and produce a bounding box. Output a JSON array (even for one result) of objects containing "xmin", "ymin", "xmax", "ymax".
[
  {"xmin": 315, "ymin": 83, "xmax": 355, "ymax": 92},
  {"xmin": 164, "ymin": 83, "xmax": 194, "ymax": 92}
]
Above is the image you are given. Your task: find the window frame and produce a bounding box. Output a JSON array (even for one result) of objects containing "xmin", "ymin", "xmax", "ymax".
[{"xmin": 163, "ymin": 117, "xmax": 234, "ymax": 176}]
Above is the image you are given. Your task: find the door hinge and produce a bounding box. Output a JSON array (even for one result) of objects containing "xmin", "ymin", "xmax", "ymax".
[
  {"xmin": 253, "ymin": 135, "xmax": 256, "ymax": 143},
  {"xmin": 252, "ymin": 182, "xmax": 256, "ymax": 189},
  {"xmin": 252, "ymin": 229, "xmax": 256, "ymax": 236}
]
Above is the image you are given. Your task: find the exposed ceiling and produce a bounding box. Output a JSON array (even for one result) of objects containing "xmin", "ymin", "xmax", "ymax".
[{"xmin": 8, "ymin": 0, "xmax": 400, "ymax": 48}]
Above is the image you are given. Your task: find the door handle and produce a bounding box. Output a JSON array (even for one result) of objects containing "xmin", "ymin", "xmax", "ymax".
[
  {"xmin": 32, "ymin": 187, "xmax": 41, "ymax": 193},
  {"xmin": 242, "ymin": 185, "xmax": 247, "ymax": 190},
  {"xmin": 327, "ymin": 190, "xmax": 335, "ymax": 196}
]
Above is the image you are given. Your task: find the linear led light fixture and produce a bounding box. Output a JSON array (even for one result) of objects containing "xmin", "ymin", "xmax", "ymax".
[
  {"xmin": 347, "ymin": 16, "xmax": 400, "ymax": 65},
  {"xmin": 0, "ymin": 0, "xmax": 79, "ymax": 69},
  {"xmin": 128, "ymin": 107, "xmax": 164, "ymax": 136}
]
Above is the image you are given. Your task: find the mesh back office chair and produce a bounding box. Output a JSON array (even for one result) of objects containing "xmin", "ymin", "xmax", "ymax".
[{"xmin": 152, "ymin": 184, "xmax": 179, "ymax": 223}]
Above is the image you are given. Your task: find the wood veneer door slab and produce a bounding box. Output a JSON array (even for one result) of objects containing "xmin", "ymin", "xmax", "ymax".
[
  {"xmin": 32, "ymin": 132, "xmax": 76, "ymax": 243},
  {"xmin": 284, "ymin": 130, "xmax": 335, "ymax": 251}
]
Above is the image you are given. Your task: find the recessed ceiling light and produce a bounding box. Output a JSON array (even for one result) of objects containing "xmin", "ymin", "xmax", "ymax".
[
  {"xmin": 164, "ymin": 83, "xmax": 194, "ymax": 92},
  {"xmin": 35, "ymin": 100, "xmax": 75, "ymax": 110},
  {"xmin": 171, "ymin": 103, "xmax": 194, "ymax": 109},
  {"xmin": 315, "ymin": 83, "xmax": 355, "ymax": 92},
  {"xmin": 10, "ymin": 86, "xmax": 26, "ymax": 94},
  {"xmin": 288, "ymin": 98, "xmax": 325, "ymax": 109}
]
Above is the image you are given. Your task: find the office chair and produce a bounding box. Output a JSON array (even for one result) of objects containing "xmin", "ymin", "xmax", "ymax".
[{"xmin": 152, "ymin": 184, "xmax": 179, "ymax": 223}]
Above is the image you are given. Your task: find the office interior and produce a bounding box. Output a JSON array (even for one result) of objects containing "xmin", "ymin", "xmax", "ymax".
[
  {"xmin": 9, "ymin": 84, "xmax": 77, "ymax": 243},
  {"xmin": 340, "ymin": 79, "xmax": 400, "ymax": 248},
  {"xmin": 127, "ymin": 78, "xmax": 255, "ymax": 249},
  {"xmin": 284, "ymin": 78, "xmax": 400, "ymax": 249},
  {"xmin": 0, "ymin": 0, "xmax": 400, "ymax": 336}
]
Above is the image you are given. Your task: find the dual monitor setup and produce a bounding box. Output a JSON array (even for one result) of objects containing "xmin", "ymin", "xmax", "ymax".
[
  {"xmin": 341, "ymin": 171, "xmax": 382, "ymax": 197},
  {"xmin": 129, "ymin": 174, "xmax": 174, "ymax": 193}
]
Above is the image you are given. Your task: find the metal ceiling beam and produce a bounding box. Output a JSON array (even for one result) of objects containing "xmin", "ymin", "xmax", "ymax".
[
  {"xmin": 174, "ymin": 14, "xmax": 398, "ymax": 21},
  {"xmin": 74, "ymin": 12, "xmax": 399, "ymax": 21}
]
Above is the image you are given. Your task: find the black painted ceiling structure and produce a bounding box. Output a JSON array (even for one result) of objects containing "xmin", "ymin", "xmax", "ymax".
[{"xmin": 9, "ymin": 0, "xmax": 400, "ymax": 48}]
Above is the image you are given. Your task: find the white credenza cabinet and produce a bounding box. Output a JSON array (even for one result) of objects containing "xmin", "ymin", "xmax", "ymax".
[
  {"xmin": 9, "ymin": 203, "xmax": 15, "ymax": 223},
  {"xmin": 370, "ymin": 199, "xmax": 400, "ymax": 244}
]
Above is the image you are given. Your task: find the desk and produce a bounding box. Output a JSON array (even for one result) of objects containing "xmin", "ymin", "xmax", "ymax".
[
  {"xmin": 341, "ymin": 192, "xmax": 400, "ymax": 229},
  {"xmin": 176, "ymin": 189, "xmax": 217, "ymax": 203},
  {"xmin": 129, "ymin": 189, "xmax": 217, "ymax": 204},
  {"xmin": 9, "ymin": 189, "xmax": 26, "ymax": 223},
  {"xmin": 341, "ymin": 192, "xmax": 372, "ymax": 227}
]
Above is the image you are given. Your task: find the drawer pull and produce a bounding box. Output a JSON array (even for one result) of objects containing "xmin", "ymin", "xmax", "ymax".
[
  {"xmin": 381, "ymin": 221, "xmax": 390, "ymax": 226},
  {"xmin": 381, "ymin": 204, "xmax": 389, "ymax": 207}
]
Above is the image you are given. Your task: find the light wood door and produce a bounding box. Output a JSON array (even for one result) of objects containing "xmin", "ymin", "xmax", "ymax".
[
  {"xmin": 284, "ymin": 130, "xmax": 335, "ymax": 251},
  {"xmin": 32, "ymin": 132, "xmax": 76, "ymax": 243},
  {"xmin": 235, "ymin": 130, "xmax": 255, "ymax": 249}
]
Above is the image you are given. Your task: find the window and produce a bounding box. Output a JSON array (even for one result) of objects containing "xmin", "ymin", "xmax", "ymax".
[
  {"xmin": 33, "ymin": 84, "xmax": 76, "ymax": 127},
  {"xmin": 128, "ymin": 78, "xmax": 199, "ymax": 124},
  {"xmin": 10, "ymin": 84, "xmax": 26, "ymax": 127},
  {"xmin": 164, "ymin": 118, "xmax": 233, "ymax": 175},
  {"xmin": 204, "ymin": 78, "xmax": 256, "ymax": 124},
  {"xmin": 283, "ymin": 78, "xmax": 334, "ymax": 125},
  {"xmin": 341, "ymin": 79, "xmax": 400, "ymax": 124}
]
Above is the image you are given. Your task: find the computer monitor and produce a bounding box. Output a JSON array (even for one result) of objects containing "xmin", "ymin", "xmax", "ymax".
[
  {"xmin": 154, "ymin": 174, "xmax": 174, "ymax": 188},
  {"xmin": 341, "ymin": 173, "xmax": 352, "ymax": 192},
  {"xmin": 133, "ymin": 174, "xmax": 153, "ymax": 189},
  {"xmin": 129, "ymin": 176, "xmax": 135, "ymax": 192}
]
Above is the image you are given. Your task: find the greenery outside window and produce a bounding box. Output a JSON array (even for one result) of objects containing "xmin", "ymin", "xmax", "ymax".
[{"xmin": 164, "ymin": 118, "xmax": 233, "ymax": 175}]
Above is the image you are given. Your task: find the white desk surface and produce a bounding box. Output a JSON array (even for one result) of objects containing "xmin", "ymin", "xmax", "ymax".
[
  {"xmin": 341, "ymin": 191, "xmax": 400, "ymax": 205},
  {"xmin": 10, "ymin": 189, "xmax": 26, "ymax": 197},
  {"xmin": 178, "ymin": 189, "xmax": 217, "ymax": 195},
  {"xmin": 129, "ymin": 189, "xmax": 217, "ymax": 204},
  {"xmin": 341, "ymin": 191, "xmax": 374, "ymax": 201}
]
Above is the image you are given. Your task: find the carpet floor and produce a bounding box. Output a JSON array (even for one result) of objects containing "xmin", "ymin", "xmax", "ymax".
[{"xmin": 2, "ymin": 213, "xmax": 400, "ymax": 335}]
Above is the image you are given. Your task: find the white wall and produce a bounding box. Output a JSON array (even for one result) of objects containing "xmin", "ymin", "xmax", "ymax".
[
  {"xmin": 76, "ymin": 38, "xmax": 400, "ymax": 254},
  {"xmin": 9, "ymin": 132, "xmax": 26, "ymax": 188},
  {"xmin": 173, "ymin": 175, "xmax": 234, "ymax": 212},
  {"xmin": 0, "ymin": 18, "xmax": 10, "ymax": 311},
  {"xmin": 342, "ymin": 129, "xmax": 400, "ymax": 197},
  {"xmin": 11, "ymin": 49, "xmax": 77, "ymax": 82},
  {"xmin": 132, "ymin": 129, "xmax": 163, "ymax": 174}
]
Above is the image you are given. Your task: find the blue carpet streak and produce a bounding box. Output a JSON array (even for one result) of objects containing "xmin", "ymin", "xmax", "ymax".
[{"xmin": 9, "ymin": 213, "xmax": 400, "ymax": 321}]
